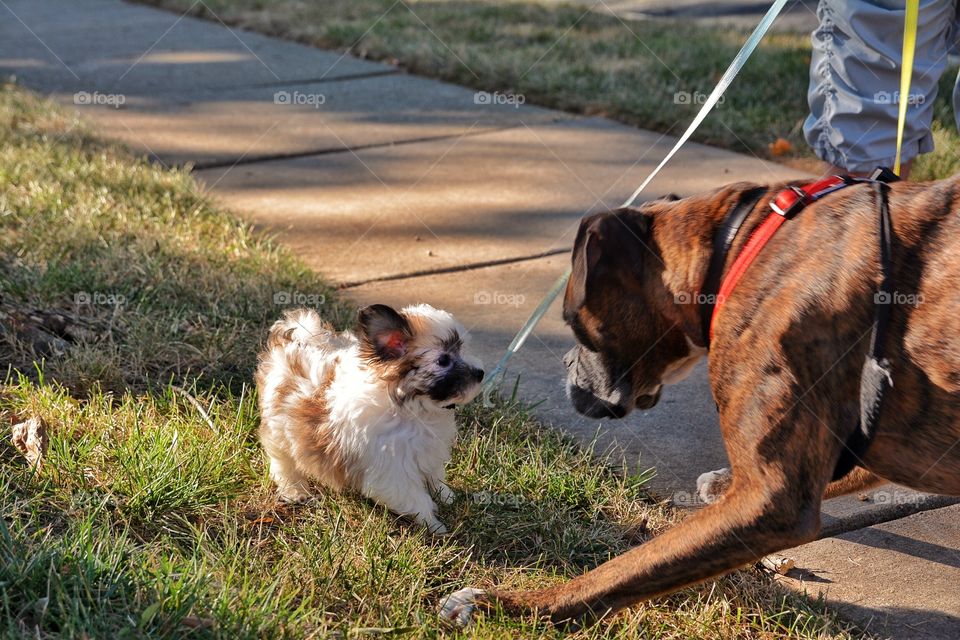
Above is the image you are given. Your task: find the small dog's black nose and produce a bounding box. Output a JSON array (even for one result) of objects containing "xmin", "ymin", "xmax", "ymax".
[{"xmin": 472, "ymin": 367, "xmax": 485, "ymax": 382}]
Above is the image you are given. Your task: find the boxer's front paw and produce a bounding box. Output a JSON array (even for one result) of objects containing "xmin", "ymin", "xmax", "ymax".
[
  {"xmin": 696, "ymin": 467, "xmax": 732, "ymax": 504},
  {"xmin": 439, "ymin": 587, "xmax": 485, "ymax": 627}
]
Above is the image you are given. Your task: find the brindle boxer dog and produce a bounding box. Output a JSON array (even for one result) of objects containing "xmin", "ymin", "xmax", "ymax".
[{"xmin": 441, "ymin": 178, "xmax": 960, "ymax": 624}]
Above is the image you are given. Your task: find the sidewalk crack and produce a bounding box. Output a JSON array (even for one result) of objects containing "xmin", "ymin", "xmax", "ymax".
[
  {"xmin": 338, "ymin": 248, "xmax": 571, "ymax": 289},
  {"xmin": 190, "ymin": 116, "xmax": 574, "ymax": 171}
]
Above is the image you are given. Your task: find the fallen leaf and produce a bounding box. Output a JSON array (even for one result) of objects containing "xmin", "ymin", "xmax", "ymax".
[
  {"xmin": 12, "ymin": 416, "xmax": 48, "ymax": 469},
  {"xmin": 251, "ymin": 517, "xmax": 275, "ymax": 525},
  {"xmin": 768, "ymin": 137, "xmax": 793, "ymax": 156},
  {"xmin": 760, "ymin": 554, "xmax": 796, "ymax": 575}
]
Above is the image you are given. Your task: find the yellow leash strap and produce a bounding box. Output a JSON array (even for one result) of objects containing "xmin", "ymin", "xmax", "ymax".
[{"xmin": 894, "ymin": 0, "xmax": 920, "ymax": 176}]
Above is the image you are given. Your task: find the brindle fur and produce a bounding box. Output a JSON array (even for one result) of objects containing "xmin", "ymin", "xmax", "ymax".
[{"xmin": 480, "ymin": 177, "xmax": 960, "ymax": 622}]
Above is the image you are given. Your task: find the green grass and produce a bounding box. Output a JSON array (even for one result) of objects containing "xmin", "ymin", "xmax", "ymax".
[
  {"xmin": 0, "ymin": 83, "xmax": 348, "ymax": 395},
  {"xmin": 136, "ymin": 0, "xmax": 960, "ymax": 181},
  {"xmin": 0, "ymin": 83, "xmax": 869, "ymax": 637}
]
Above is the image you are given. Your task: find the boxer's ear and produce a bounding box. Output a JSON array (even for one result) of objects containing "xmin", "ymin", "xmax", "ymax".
[{"xmin": 570, "ymin": 216, "xmax": 606, "ymax": 310}]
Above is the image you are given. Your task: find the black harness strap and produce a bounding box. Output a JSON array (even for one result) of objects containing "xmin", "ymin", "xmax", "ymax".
[
  {"xmin": 832, "ymin": 180, "xmax": 896, "ymax": 481},
  {"xmin": 699, "ymin": 187, "xmax": 768, "ymax": 347}
]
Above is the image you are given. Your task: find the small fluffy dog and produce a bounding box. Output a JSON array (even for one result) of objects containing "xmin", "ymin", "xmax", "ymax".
[{"xmin": 255, "ymin": 303, "xmax": 484, "ymax": 533}]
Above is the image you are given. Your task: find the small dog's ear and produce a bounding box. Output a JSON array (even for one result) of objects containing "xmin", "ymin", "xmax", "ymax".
[{"xmin": 358, "ymin": 304, "xmax": 411, "ymax": 360}]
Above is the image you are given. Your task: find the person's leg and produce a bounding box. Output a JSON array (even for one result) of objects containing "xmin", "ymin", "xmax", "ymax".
[
  {"xmin": 951, "ymin": 74, "xmax": 960, "ymax": 170},
  {"xmin": 952, "ymin": 11, "xmax": 960, "ymax": 141},
  {"xmin": 805, "ymin": 0, "xmax": 956, "ymax": 178}
]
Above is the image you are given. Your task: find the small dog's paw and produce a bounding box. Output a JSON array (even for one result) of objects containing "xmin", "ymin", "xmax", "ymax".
[
  {"xmin": 436, "ymin": 483, "xmax": 455, "ymax": 505},
  {"xmin": 439, "ymin": 587, "xmax": 485, "ymax": 627},
  {"xmin": 696, "ymin": 467, "xmax": 732, "ymax": 504},
  {"xmin": 423, "ymin": 518, "xmax": 448, "ymax": 535},
  {"xmin": 277, "ymin": 488, "xmax": 312, "ymax": 505}
]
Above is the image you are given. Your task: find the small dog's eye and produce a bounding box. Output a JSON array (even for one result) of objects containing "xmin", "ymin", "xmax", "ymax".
[{"xmin": 437, "ymin": 354, "xmax": 451, "ymax": 368}]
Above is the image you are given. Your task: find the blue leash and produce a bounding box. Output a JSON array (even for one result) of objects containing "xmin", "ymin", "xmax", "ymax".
[{"xmin": 481, "ymin": 0, "xmax": 790, "ymax": 406}]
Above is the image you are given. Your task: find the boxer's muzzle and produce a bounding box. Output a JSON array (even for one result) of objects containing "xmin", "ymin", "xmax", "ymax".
[{"xmin": 564, "ymin": 346, "xmax": 661, "ymax": 418}]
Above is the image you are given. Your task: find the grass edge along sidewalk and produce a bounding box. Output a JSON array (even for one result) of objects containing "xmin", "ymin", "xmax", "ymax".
[
  {"xmin": 0, "ymin": 83, "xmax": 867, "ymax": 638},
  {"xmin": 139, "ymin": 0, "xmax": 960, "ymax": 182}
]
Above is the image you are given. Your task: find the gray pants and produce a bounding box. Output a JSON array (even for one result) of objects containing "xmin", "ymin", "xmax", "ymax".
[{"xmin": 805, "ymin": 0, "xmax": 960, "ymax": 172}]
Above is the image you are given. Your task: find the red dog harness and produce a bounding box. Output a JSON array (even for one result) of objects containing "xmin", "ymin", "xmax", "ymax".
[
  {"xmin": 699, "ymin": 167, "xmax": 899, "ymax": 482},
  {"xmin": 707, "ymin": 171, "xmax": 892, "ymax": 341}
]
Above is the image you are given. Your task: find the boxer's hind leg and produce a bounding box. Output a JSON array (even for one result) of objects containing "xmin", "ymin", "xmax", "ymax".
[
  {"xmin": 822, "ymin": 466, "xmax": 884, "ymax": 499},
  {"xmin": 696, "ymin": 467, "xmax": 732, "ymax": 504},
  {"xmin": 697, "ymin": 465, "xmax": 883, "ymax": 504}
]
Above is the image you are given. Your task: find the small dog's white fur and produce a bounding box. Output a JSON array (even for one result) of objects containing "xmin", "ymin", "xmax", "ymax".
[{"xmin": 255, "ymin": 304, "xmax": 483, "ymax": 533}]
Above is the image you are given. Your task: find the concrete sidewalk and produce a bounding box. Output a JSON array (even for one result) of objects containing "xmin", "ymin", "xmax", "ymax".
[{"xmin": 3, "ymin": 1, "xmax": 957, "ymax": 636}]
